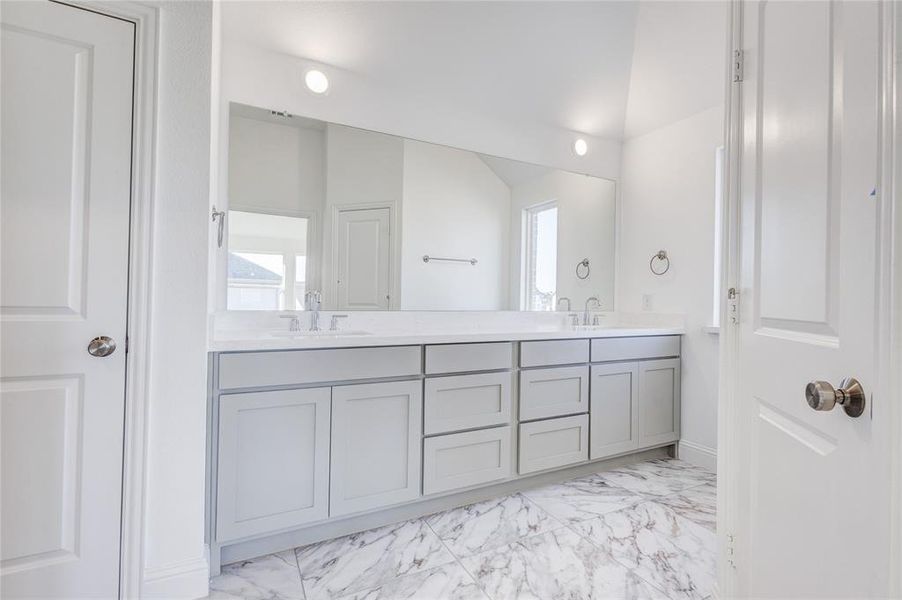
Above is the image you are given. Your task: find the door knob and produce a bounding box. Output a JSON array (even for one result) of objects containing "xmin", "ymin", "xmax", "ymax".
[
  {"xmin": 805, "ymin": 378, "xmax": 865, "ymax": 418},
  {"xmin": 87, "ymin": 336, "xmax": 117, "ymax": 357}
]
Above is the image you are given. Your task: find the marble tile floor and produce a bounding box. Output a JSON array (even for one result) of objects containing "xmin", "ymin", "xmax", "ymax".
[{"xmin": 207, "ymin": 458, "xmax": 717, "ymax": 600}]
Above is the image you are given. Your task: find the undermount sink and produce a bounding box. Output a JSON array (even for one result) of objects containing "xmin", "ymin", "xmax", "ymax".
[{"xmin": 269, "ymin": 330, "xmax": 372, "ymax": 338}]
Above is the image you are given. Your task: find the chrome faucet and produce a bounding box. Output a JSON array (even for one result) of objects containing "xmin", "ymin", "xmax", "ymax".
[
  {"xmin": 557, "ymin": 297, "xmax": 571, "ymax": 312},
  {"xmin": 583, "ymin": 296, "xmax": 601, "ymax": 325},
  {"xmin": 304, "ymin": 290, "xmax": 322, "ymax": 331},
  {"xmin": 279, "ymin": 314, "xmax": 301, "ymax": 332}
]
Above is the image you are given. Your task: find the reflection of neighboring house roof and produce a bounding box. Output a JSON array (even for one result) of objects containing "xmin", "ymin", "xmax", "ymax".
[{"xmin": 228, "ymin": 253, "xmax": 281, "ymax": 282}]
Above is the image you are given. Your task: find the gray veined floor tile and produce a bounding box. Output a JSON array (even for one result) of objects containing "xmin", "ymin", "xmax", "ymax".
[
  {"xmin": 522, "ymin": 474, "xmax": 646, "ymax": 523},
  {"xmin": 208, "ymin": 550, "xmax": 305, "ymax": 600},
  {"xmin": 596, "ymin": 459, "xmax": 715, "ymax": 497},
  {"xmin": 426, "ymin": 493, "xmax": 560, "ymax": 558},
  {"xmin": 333, "ymin": 562, "xmax": 488, "ymax": 600},
  {"xmin": 656, "ymin": 482, "xmax": 717, "ymax": 531},
  {"xmin": 461, "ymin": 526, "xmax": 665, "ymax": 600},
  {"xmin": 571, "ymin": 500, "xmax": 717, "ymax": 600},
  {"xmin": 295, "ymin": 518, "xmax": 456, "ymax": 600}
]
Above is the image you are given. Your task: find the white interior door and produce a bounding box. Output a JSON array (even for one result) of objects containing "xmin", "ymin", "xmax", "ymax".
[
  {"xmin": 731, "ymin": 0, "xmax": 890, "ymax": 596},
  {"xmin": 1, "ymin": 3, "xmax": 134, "ymax": 597},
  {"xmin": 335, "ymin": 207, "xmax": 391, "ymax": 310}
]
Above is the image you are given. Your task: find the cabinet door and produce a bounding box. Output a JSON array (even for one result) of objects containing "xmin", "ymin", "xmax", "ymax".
[
  {"xmin": 330, "ymin": 380, "xmax": 423, "ymax": 516},
  {"xmin": 217, "ymin": 388, "xmax": 331, "ymax": 542},
  {"xmin": 590, "ymin": 362, "xmax": 639, "ymax": 459},
  {"xmin": 518, "ymin": 414, "xmax": 589, "ymax": 474},
  {"xmin": 519, "ymin": 365, "xmax": 589, "ymax": 421},
  {"xmin": 424, "ymin": 371, "xmax": 512, "ymax": 435},
  {"xmin": 423, "ymin": 426, "xmax": 512, "ymax": 495},
  {"xmin": 638, "ymin": 358, "xmax": 681, "ymax": 447}
]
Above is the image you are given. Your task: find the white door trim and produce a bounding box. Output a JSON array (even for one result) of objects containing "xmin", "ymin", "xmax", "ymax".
[
  {"xmin": 65, "ymin": 2, "xmax": 158, "ymax": 598},
  {"xmin": 717, "ymin": 1, "xmax": 902, "ymax": 597}
]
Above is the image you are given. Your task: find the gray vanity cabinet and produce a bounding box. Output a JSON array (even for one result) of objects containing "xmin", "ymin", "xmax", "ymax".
[
  {"xmin": 216, "ymin": 387, "xmax": 331, "ymax": 542},
  {"xmin": 589, "ymin": 362, "xmax": 639, "ymax": 459},
  {"xmin": 518, "ymin": 414, "xmax": 589, "ymax": 474},
  {"xmin": 519, "ymin": 365, "xmax": 589, "ymax": 421},
  {"xmin": 638, "ymin": 358, "xmax": 681, "ymax": 447},
  {"xmin": 329, "ymin": 380, "xmax": 423, "ymax": 516},
  {"xmin": 423, "ymin": 425, "xmax": 512, "ymax": 494}
]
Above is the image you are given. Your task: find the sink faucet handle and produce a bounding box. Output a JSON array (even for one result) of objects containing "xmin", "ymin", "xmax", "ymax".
[
  {"xmin": 568, "ymin": 313, "xmax": 580, "ymax": 327},
  {"xmin": 280, "ymin": 314, "xmax": 301, "ymax": 332},
  {"xmin": 330, "ymin": 314, "xmax": 349, "ymax": 331}
]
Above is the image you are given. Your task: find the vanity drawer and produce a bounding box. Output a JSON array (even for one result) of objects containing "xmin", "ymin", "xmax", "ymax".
[
  {"xmin": 590, "ymin": 335, "xmax": 680, "ymax": 363},
  {"xmin": 519, "ymin": 365, "xmax": 589, "ymax": 421},
  {"xmin": 518, "ymin": 414, "xmax": 589, "ymax": 474},
  {"xmin": 425, "ymin": 342, "xmax": 513, "ymax": 374},
  {"xmin": 520, "ymin": 339, "xmax": 589, "ymax": 367},
  {"xmin": 424, "ymin": 371, "xmax": 512, "ymax": 435},
  {"xmin": 423, "ymin": 426, "xmax": 512, "ymax": 495},
  {"xmin": 218, "ymin": 346, "xmax": 421, "ymax": 390}
]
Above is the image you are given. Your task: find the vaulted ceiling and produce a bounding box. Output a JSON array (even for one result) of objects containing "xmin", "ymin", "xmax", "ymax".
[{"xmin": 222, "ymin": 1, "xmax": 727, "ymax": 142}]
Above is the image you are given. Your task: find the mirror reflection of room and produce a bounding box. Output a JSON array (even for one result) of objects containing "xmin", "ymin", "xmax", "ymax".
[{"xmin": 224, "ymin": 105, "xmax": 616, "ymax": 312}]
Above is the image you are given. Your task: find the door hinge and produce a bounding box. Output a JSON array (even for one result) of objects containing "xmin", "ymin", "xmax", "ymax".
[
  {"xmin": 727, "ymin": 287, "xmax": 740, "ymax": 324},
  {"xmin": 124, "ymin": 335, "xmax": 129, "ymax": 354},
  {"xmin": 732, "ymin": 49, "xmax": 744, "ymax": 83},
  {"xmin": 726, "ymin": 533, "xmax": 738, "ymax": 568}
]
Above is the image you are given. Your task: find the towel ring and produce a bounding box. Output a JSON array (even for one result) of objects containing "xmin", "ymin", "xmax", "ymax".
[
  {"xmin": 650, "ymin": 250, "xmax": 670, "ymax": 275},
  {"xmin": 576, "ymin": 258, "xmax": 590, "ymax": 280}
]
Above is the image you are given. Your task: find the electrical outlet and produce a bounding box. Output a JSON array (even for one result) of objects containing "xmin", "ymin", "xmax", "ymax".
[{"xmin": 642, "ymin": 294, "xmax": 653, "ymax": 311}]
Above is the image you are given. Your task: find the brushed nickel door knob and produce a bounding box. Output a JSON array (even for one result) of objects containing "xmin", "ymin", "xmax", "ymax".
[
  {"xmin": 87, "ymin": 336, "xmax": 116, "ymax": 357},
  {"xmin": 805, "ymin": 378, "xmax": 865, "ymax": 418}
]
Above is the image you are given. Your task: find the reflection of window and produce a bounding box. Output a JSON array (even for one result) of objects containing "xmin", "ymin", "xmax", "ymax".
[
  {"xmin": 227, "ymin": 211, "xmax": 309, "ymax": 310},
  {"xmin": 524, "ymin": 202, "xmax": 558, "ymax": 311}
]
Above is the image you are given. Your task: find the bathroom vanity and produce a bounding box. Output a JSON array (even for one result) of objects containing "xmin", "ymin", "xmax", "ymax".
[{"xmin": 206, "ymin": 327, "xmax": 682, "ymax": 572}]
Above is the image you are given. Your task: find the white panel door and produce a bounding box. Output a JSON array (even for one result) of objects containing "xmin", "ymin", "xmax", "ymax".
[
  {"xmin": 0, "ymin": 2, "xmax": 134, "ymax": 598},
  {"xmin": 335, "ymin": 207, "xmax": 391, "ymax": 310},
  {"xmin": 733, "ymin": 1, "xmax": 889, "ymax": 596}
]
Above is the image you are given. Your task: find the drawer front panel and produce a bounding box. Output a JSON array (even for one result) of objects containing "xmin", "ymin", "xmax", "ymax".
[
  {"xmin": 519, "ymin": 365, "xmax": 589, "ymax": 421},
  {"xmin": 425, "ymin": 342, "xmax": 512, "ymax": 374},
  {"xmin": 218, "ymin": 345, "xmax": 421, "ymax": 390},
  {"xmin": 423, "ymin": 426, "xmax": 512, "ymax": 495},
  {"xmin": 590, "ymin": 336, "xmax": 680, "ymax": 363},
  {"xmin": 520, "ymin": 339, "xmax": 589, "ymax": 367},
  {"xmin": 424, "ymin": 371, "xmax": 512, "ymax": 435},
  {"xmin": 518, "ymin": 414, "xmax": 589, "ymax": 474}
]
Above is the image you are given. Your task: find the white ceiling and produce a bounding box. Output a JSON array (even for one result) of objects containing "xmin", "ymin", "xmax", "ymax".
[{"xmin": 221, "ymin": 1, "xmax": 726, "ymax": 143}]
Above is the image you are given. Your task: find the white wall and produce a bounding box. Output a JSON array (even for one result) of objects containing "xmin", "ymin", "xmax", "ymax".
[
  {"xmin": 142, "ymin": 1, "xmax": 212, "ymax": 598},
  {"xmin": 228, "ymin": 114, "xmax": 324, "ymax": 216},
  {"xmin": 510, "ymin": 171, "xmax": 616, "ymax": 311},
  {"xmin": 400, "ymin": 140, "xmax": 511, "ymax": 310},
  {"xmin": 220, "ymin": 40, "xmax": 622, "ymax": 182},
  {"xmin": 617, "ymin": 106, "xmax": 723, "ymax": 466},
  {"xmin": 322, "ymin": 124, "xmax": 404, "ymax": 308}
]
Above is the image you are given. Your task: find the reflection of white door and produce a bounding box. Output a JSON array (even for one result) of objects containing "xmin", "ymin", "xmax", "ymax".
[
  {"xmin": 1, "ymin": 3, "xmax": 134, "ymax": 598},
  {"xmin": 335, "ymin": 208, "xmax": 391, "ymax": 310},
  {"xmin": 728, "ymin": 1, "xmax": 891, "ymax": 597}
]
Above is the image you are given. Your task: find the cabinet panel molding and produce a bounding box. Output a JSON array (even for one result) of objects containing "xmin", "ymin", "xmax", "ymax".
[
  {"xmin": 424, "ymin": 371, "xmax": 512, "ymax": 435},
  {"xmin": 330, "ymin": 380, "xmax": 423, "ymax": 516},
  {"xmin": 217, "ymin": 387, "xmax": 331, "ymax": 542},
  {"xmin": 519, "ymin": 365, "xmax": 589, "ymax": 421},
  {"xmin": 590, "ymin": 362, "xmax": 640, "ymax": 459},
  {"xmin": 423, "ymin": 426, "xmax": 512, "ymax": 494}
]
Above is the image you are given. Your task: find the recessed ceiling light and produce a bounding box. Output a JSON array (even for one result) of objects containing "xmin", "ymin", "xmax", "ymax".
[
  {"xmin": 305, "ymin": 69, "xmax": 329, "ymax": 94},
  {"xmin": 573, "ymin": 138, "xmax": 588, "ymax": 157}
]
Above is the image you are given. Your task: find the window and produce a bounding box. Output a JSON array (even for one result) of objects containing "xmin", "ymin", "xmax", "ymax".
[
  {"xmin": 523, "ymin": 202, "xmax": 558, "ymax": 311},
  {"xmin": 227, "ymin": 210, "xmax": 310, "ymax": 310}
]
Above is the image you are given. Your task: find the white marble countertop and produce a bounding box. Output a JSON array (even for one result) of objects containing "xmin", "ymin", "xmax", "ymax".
[{"xmin": 209, "ymin": 325, "xmax": 685, "ymax": 352}]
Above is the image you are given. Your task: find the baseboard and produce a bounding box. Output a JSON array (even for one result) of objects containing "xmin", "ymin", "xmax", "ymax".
[
  {"xmin": 141, "ymin": 547, "xmax": 209, "ymax": 600},
  {"xmin": 678, "ymin": 439, "xmax": 717, "ymax": 472}
]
